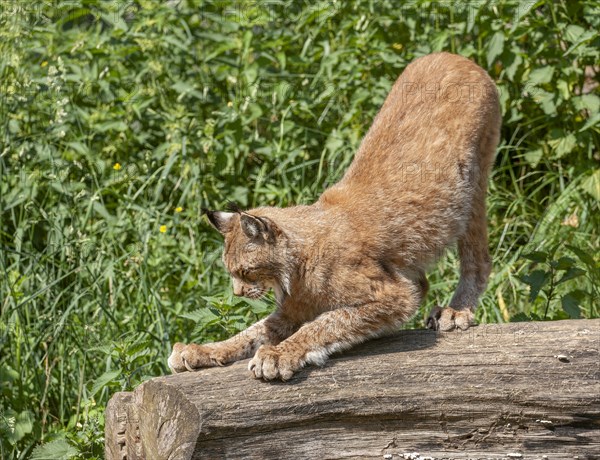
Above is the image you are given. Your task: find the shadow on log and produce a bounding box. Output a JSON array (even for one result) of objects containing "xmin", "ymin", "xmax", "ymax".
[{"xmin": 105, "ymin": 319, "xmax": 600, "ymax": 459}]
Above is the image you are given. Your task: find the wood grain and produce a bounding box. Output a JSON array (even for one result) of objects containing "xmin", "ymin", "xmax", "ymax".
[{"xmin": 105, "ymin": 319, "xmax": 600, "ymax": 459}]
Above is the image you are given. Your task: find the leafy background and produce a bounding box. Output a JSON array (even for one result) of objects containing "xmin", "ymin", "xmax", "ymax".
[{"xmin": 1, "ymin": 0, "xmax": 599, "ymax": 458}]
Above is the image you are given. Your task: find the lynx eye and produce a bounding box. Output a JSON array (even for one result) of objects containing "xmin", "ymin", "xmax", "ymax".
[{"xmin": 240, "ymin": 268, "xmax": 254, "ymax": 278}]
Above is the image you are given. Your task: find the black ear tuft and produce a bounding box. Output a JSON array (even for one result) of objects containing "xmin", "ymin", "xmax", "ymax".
[
  {"xmin": 226, "ymin": 201, "xmax": 242, "ymax": 213},
  {"xmin": 204, "ymin": 210, "xmax": 235, "ymax": 234}
]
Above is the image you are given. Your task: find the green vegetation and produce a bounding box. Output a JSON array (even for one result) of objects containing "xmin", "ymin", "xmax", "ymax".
[{"xmin": 1, "ymin": 1, "xmax": 598, "ymax": 458}]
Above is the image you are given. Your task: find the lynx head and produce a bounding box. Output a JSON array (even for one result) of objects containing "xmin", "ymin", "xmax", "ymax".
[{"xmin": 204, "ymin": 204, "xmax": 291, "ymax": 302}]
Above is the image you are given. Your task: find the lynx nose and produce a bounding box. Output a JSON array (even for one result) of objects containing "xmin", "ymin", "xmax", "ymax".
[{"xmin": 232, "ymin": 278, "xmax": 244, "ymax": 296}]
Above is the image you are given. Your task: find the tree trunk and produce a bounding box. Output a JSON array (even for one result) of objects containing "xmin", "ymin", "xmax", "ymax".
[{"xmin": 105, "ymin": 319, "xmax": 600, "ymax": 459}]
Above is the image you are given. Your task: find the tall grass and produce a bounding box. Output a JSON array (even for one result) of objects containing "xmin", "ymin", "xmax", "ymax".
[{"xmin": 1, "ymin": 1, "xmax": 599, "ymax": 458}]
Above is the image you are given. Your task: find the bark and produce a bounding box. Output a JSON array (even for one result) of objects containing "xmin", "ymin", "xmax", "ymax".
[{"xmin": 105, "ymin": 319, "xmax": 600, "ymax": 460}]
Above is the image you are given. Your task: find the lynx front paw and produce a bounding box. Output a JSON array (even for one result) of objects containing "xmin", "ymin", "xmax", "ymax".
[
  {"xmin": 168, "ymin": 342, "xmax": 188, "ymax": 373},
  {"xmin": 248, "ymin": 345, "xmax": 301, "ymax": 381},
  {"xmin": 168, "ymin": 343, "xmax": 228, "ymax": 374},
  {"xmin": 426, "ymin": 306, "xmax": 475, "ymax": 331}
]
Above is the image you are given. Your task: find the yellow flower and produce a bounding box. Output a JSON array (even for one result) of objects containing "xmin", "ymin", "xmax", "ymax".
[
  {"xmin": 113, "ymin": 163, "xmax": 122, "ymax": 171},
  {"xmin": 227, "ymin": 101, "xmax": 233, "ymax": 107},
  {"xmin": 392, "ymin": 43, "xmax": 403, "ymax": 50},
  {"xmin": 41, "ymin": 61, "xmax": 48, "ymax": 67},
  {"xmin": 175, "ymin": 206, "xmax": 183, "ymax": 213},
  {"xmin": 159, "ymin": 225, "xmax": 167, "ymax": 233}
]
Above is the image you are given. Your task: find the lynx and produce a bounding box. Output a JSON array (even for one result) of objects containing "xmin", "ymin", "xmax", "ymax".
[{"xmin": 169, "ymin": 52, "xmax": 501, "ymax": 381}]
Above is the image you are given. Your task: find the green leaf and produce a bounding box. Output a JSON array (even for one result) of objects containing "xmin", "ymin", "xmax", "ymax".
[
  {"xmin": 496, "ymin": 83, "xmax": 510, "ymax": 115},
  {"xmin": 522, "ymin": 251, "xmax": 548, "ymax": 263},
  {"xmin": 95, "ymin": 120, "xmax": 128, "ymax": 132},
  {"xmin": 244, "ymin": 298, "xmax": 270, "ymax": 315},
  {"xmin": 504, "ymin": 46, "xmax": 523, "ymax": 81},
  {"xmin": 127, "ymin": 339, "xmax": 153, "ymax": 357},
  {"xmin": 229, "ymin": 315, "xmax": 250, "ymax": 331},
  {"xmin": 572, "ymin": 94, "xmax": 600, "ymax": 113},
  {"xmin": 230, "ymin": 186, "xmax": 249, "ymax": 207},
  {"xmin": 1, "ymin": 410, "xmax": 33, "ymax": 444},
  {"xmin": 524, "ymin": 148, "xmax": 543, "ymax": 167},
  {"xmin": 31, "ymin": 439, "xmax": 78, "ymax": 460},
  {"xmin": 582, "ymin": 169, "xmax": 600, "ymax": 201},
  {"xmin": 66, "ymin": 141, "xmax": 90, "ymax": 156},
  {"xmin": 431, "ymin": 31, "xmax": 449, "ymax": 52},
  {"xmin": 579, "ymin": 112, "xmax": 600, "ymax": 132},
  {"xmin": 326, "ymin": 130, "xmax": 344, "ymax": 153},
  {"xmin": 90, "ymin": 369, "xmax": 121, "ymax": 397},
  {"xmin": 557, "ymin": 267, "xmax": 586, "ymax": 285},
  {"xmin": 533, "ymin": 89, "xmax": 557, "ymax": 115},
  {"xmin": 551, "ymin": 256, "xmax": 576, "ymax": 270},
  {"xmin": 511, "ymin": 2, "xmax": 537, "ymax": 30},
  {"xmin": 92, "ymin": 201, "xmax": 116, "ymax": 223},
  {"xmin": 0, "ymin": 409, "xmax": 33, "ymax": 445},
  {"xmin": 242, "ymin": 103, "xmax": 263, "ymax": 123},
  {"xmin": 548, "ymin": 133, "xmax": 577, "ymax": 159},
  {"xmin": 87, "ymin": 344, "xmax": 117, "ymax": 356},
  {"xmin": 556, "ymin": 79, "xmax": 570, "ymax": 100},
  {"xmin": 566, "ymin": 244, "xmax": 597, "ymax": 269},
  {"xmin": 549, "ymin": 310, "xmax": 571, "ymax": 320},
  {"xmin": 509, "ymin": 312, "xmax": 531, "ymax": 322},
  {"xmin": 561, "ymin": 292, "xmax": 582, "ymax": 318},
  {"xmin": 486, "ymin": 31, "xmax": 505, "ymax": 67},
  {"xmin": 8, "ymin": 119, "xmax": 20, "ymax": 134},
  {"xmin": 563, "ymin": 25, "xmax": 597, "ymax": 55},
  {"xmin": 563, "ymin": 25, "xmax": 586, "ymax": 43},
  {"xmin": 201, "ymin": 295, "xmax": 231, "ymax": 305},
  {"xmin": 179, "ymin": 307, "xmax": 220, "ymax": 326},
  {"xmin": 520, "ymin": 269, "xmax": 548, "ymax": 302},
  {"xmin": 171, "ymin": 80, "xmax": 195, "ymax": 95},
  {"xmin": 529, "ymin": 66, "xmax": 554, "ymax": 85},
  {"xmin": 0, "ymin": 366, "xmax": 19, "ymax": 386}
]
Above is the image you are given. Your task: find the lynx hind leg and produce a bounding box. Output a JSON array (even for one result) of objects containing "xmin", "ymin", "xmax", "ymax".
[
  {"xmin": 427, "ymin": 118, "xmax": 497, "ymax": 332},
  {"xmin": 429, "ymin": 185, "xmax": 495, "ymax": 331},
  {"xmin": 427, "ymin": 196, "xmax": 490, "ymax": 331},
  {"xmin": 427, "ymin": 305, "xmax": 475, "ymax": 332}
]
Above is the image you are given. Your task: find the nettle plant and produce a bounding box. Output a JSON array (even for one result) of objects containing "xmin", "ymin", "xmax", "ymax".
[{"xmin": 518, "ymin": 244, "xmax": 599, "ymax": 321}]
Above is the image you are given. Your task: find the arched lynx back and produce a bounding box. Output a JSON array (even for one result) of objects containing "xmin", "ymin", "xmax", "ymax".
[{"xmin": 171, "ymin": 53, "xmax": 501, "ymax": 379}]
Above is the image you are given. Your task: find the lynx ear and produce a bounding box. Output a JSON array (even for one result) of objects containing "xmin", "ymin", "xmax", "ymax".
[
  {"xmin": 203, "ymin": 210, "xmax": 235, "ymax": 234},
  {"xmin": 240, "ymin": 214, "xmax": 277, "ymax": 242}
]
